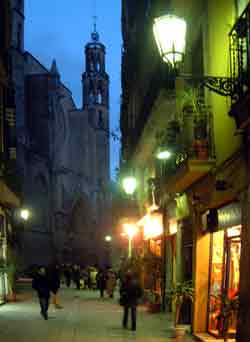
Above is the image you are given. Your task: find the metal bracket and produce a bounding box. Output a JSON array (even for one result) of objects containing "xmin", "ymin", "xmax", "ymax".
[{"xmin": 179, "ymin": 74, "xmax": 238, "ymax": 97}]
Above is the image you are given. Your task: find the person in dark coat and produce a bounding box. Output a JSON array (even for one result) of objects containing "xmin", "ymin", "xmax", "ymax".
[
  {"xmin": 120, "ymin": 271, "xmax": 142, "ymax": 331},
  {"xmin": 64, "ymin": 264, "xmax": 72, "ymax": 288},
  {"xmin": 48, "ymin": 263, "xmax": 63, "ymax": 309},
  {"xmin": 96, "ymin": 269, "xmax": 106, "ymax": 298},
  {"xmin": 72, "ymin": 264, "xmax": 81, "ymax": 290},
  {"xmin": 32, "ymin": 266, "xmax": 51, "ymax": 320}
]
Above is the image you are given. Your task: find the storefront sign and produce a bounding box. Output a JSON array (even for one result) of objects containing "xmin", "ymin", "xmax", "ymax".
[{"xmin": 218, "ymin": 202, "xmax": 241, "ymax": 229}]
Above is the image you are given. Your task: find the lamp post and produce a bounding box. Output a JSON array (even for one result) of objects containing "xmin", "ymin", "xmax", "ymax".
[
  {"xmin": 122, "ymin": 223, "xmax": 138, "ymax": 258},
  {"xmin": 104, "ymin": 235, "xmax": 112, "ymax": 266}
]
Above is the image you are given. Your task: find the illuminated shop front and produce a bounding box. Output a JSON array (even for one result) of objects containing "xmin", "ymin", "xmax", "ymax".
[
  {"xmin": 0, "ymin": 212, "xmax": 8, "ymax": 305},
  {"xmin": 207, "ymin": 203, "xmax": 241, "ymax": 338}
]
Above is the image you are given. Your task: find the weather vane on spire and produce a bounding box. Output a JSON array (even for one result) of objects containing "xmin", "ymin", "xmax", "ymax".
[{"xmin": 91, "ymin": 0, "xmax": 99, "ymax": 41}]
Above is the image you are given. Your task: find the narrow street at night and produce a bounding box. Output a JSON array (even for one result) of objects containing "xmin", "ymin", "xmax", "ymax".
[{"xmin": 0, "ymin": 283, "xmax": 195, "ymax": 342}]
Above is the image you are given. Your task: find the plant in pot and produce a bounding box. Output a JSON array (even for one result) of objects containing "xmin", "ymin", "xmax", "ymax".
[
  {"xmin": 145, "ymin": 290, "xmax": 162, "ymax": 313},
  {"xmin": 177, "ymin": 87, "xmax": 210, "ymax": 160},
  {"xmin": 166, "ymin": 280, "xmax": 194, "ymax": 336},
  {"xmin": 216, "ymin": 293, "xmax": 239, "ymax": 342}
]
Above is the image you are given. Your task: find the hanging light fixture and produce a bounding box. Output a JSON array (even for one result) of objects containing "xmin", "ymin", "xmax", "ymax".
[{"xmin": 153, "ymin": 14, "xmax": 187, "ymax": 66}]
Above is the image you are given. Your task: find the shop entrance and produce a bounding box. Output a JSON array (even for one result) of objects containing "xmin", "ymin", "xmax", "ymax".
[{"xmin": 207, "ymin": 226, "xmax": 241, "ymax": 338}]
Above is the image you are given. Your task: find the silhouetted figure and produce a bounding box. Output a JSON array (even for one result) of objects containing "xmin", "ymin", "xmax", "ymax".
[
  {"xmin": 48, "ymin": 263, "xmax": 63, "ymax": 309},
  {"xmin": 64, "ymin": 264, "xmax": 72, "ymax": 288},
  {"xmin": 96, "ymin": 269, "xmax": 106, "ymax": 298},
  {"xmin": 106, "ymin": 269, "xmax": 116, "ymax": 298},
  {"xmin": 72, "ymin": 264, "xmax": 81, "ymax": 290},
  {"xmin": 32, "ymin": 266, "xmax": 51, "ymax": 320},
  {"xmin": 120, "ymin": 271, "xmax": 142, "ymax": 331}
]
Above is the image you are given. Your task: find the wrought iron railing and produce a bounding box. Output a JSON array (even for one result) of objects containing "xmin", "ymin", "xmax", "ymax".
[{"xmin": 229, "ymin": 2, "xmax": 250, "ymax": 102}]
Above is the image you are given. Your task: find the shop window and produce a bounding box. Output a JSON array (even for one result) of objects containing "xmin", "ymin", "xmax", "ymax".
[{"xmin": 208, "ymin": 227, "xmax": 241, "ymax": 338}]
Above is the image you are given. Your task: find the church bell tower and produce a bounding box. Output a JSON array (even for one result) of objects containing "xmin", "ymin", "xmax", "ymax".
[{"xmin": 82, "ymin": 25, "xmax": 110, "ymax": 189}]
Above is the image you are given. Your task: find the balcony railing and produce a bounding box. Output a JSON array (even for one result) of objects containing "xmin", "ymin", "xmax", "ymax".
[
  {"xmin": 229, "ymin": 3, "xmax": 250, "ymax": 102},
  {"xmin": 156, "ymin": 110, "xmax": 215, "ymax": 190},
  {"xmin": 229, "ymin": 3, "xmax": 250, "ymax": 128}
]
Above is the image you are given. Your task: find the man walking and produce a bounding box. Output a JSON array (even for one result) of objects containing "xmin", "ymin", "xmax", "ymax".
[
  {"xmin": 120, "ymin": 270, "xmax": 142, "ymax": 331},
  {"xmin": 32, "ymin": 266, "xmax": 51, "ymax": 320}
]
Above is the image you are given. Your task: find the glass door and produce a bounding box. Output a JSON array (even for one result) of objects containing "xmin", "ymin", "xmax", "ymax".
[
  {"xmin": 208, "ymin": 230, "xmax": 225, "ymax": 336},
  {"xmin": 208, "ymin": 226, "xmax": 241, "ymax": 337}
]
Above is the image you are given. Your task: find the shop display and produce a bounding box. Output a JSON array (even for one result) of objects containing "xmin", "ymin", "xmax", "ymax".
[{"xmin": 208, "ymin": 226, "xmax": 241, "ymax": 338}]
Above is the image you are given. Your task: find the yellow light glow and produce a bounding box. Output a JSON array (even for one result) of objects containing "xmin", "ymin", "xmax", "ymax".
[
  {"xmin": 153, "ymin": 14, "xmax": 187, "ymax": 65},
  {"xmin": 227, "ymin": 225, "xmax": 241, "ymax": 238},
  {"xmin": 105, "ymin": 235, "xmax": 112, "ymax": 242},
  {"xmin": 157, "ymin": 150, "xmax": 171, "ymax": 160},
  {"xmin": 122, "ymin": 177, "xmax": 137, "ymax": 195},
  {"xmin": 139, "ymin": 212, "xmax": 163, "ymax": 240},
  {"xmin": 123, "ymin": 223, "xmax": 139, "ymax": 239},
  {"xmin": 20, "ymin": 209, "xmax": 30, "ymax": 221},
  {"xmin": 169, "ymin": 219, "xmax": 177, "ymax": 235}
]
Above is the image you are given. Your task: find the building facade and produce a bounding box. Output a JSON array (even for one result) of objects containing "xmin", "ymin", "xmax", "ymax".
[
  {"xmin": 0, "ymin": 0, "xmax": 21, "ymax": 304},
  {"xmin": 9, "ymin": 1, "xmax": 110, "ymax": 267},
  {"xmin": 121, "ymin": 1, "xmax": 250, "ymax": 341}
]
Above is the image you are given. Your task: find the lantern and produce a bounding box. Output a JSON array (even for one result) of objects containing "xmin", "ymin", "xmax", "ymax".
[{"xmin": 153, "ymin": 14, "xmax": 187, "ymax": 66}]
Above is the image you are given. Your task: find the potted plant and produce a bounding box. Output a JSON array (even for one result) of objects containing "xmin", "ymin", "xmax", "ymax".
[
  {"xmin": 166, "ymin": 280, "xmax": 194, "ymax": 336},
  {"xmin": 145, "ymin": 289, "xmax": 162, "ymax": 313},
  {"xmin": 216, "ymin": 294, "xmax": 239, "ymax": 342}
]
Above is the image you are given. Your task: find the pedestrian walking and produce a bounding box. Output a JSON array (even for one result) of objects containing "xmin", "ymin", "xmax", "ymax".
[
  {"xmin": 32, "ymin": 266, "xmax": 51, "ymax": 320},
  {"xmin": 64, "ymin": 264, "xmax": 72, "ymax": 288},
  {"xmin": 72, "ymin": 264, "xmax": 81, "ymax": 290},
  {"xmin": 96, "ymin": 269, "xmax": 106, "ymax": 298},
  {"xmin": 106, "ymin": 268, "xmax": 117, "ymax": 298},
  {"xmin": 119, "ymin": 271, "xmax": 142, "ymax": 331},
  {"xmin": 90, "ymin": 267, "xmax": 98, "ymax": 290},
  {"xmin": 48, "ymin": 263, "xmax": 63, "ymax": 309}
]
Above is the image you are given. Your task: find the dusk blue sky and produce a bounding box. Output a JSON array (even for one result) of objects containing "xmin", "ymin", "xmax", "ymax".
[{"xmin": 25, "ymin": 0, "xmax": 121, "ymax": 179}]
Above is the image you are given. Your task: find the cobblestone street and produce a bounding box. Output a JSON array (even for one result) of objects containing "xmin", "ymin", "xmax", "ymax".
[{"xmin": 0, "ymin": 285, "xmax": 195, "ymax": 342}]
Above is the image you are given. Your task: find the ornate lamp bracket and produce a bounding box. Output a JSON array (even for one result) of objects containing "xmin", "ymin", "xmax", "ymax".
[
  {"xmin": 179, "ymin": 74, "xmax": 238, "ymax": 98},
  {"xmin": 201, "ymin": 76, "xmax": 238, "ymax": 97}
]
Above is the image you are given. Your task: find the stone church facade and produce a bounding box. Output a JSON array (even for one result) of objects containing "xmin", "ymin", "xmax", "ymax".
[{"xmin": 10, "ymin": 0, "xmax": 110, "ymax": 266}]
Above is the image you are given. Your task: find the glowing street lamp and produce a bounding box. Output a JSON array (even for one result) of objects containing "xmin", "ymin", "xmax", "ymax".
[
  {"xmin": 20, "ymin": 209, "xmax": 30, "ymax": 221},
  {"xmin": 156, "ymin": 149, "xmax": 172, "ymax": 160},
  {"xmin": 105, "ymin": 235, "xmax": 112, "ymax": 242},
  {"xmin": 153, "ymin": 14, "xmax": 187, "ymax": 66},
  {"xmin": 122, "ymin": 223, "xmax": 139, "ymax": 258},
  {"xmin": 122, "ymin": 176, "xmax": 137, "ymax": 195}
]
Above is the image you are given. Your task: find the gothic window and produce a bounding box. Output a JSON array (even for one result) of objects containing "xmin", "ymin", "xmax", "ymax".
[
  {"xmin": 97, "ymin": 90, "xmax": 102, "ymax": 104},
  {"xmin": 89, "ymin": 91, "xmax": 94, "ymax": 105},
  {"xmin": 98, "ymin": 110, "xmax": 104, "ymax": 129},
  {"xmin": 17, "ymin": 23, "xmax": 22, "ymax": 51},
  {"xmin": 96, "ymin": 60, "xmax": 101, "ymax": 72}
]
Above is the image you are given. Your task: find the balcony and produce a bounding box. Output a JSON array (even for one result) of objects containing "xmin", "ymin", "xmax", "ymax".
[
  {"xmin": 229, "ymin": 3, "xmax": 250, "ymax": 128},
  {"xmin": 157, "ymin": 111, "xmax": 216, "ymax": 193}
]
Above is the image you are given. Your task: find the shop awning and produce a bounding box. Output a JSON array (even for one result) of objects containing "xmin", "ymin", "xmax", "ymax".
[{"xmin": 0, "ymin": 179, "xmax": 21, "ymax": 208}]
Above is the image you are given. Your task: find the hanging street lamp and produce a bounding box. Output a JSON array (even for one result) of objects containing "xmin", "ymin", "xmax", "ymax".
[
  {"xmin": 153, "ymin": 13, "xmax": 238, "ymax": 97},
  {"xmin": 122, "ymin": 176, "xmax": 137, "ymax": 195},
  {"xmin": 153, "ymin": 14, "xmax": 187, "ymax": 67}
]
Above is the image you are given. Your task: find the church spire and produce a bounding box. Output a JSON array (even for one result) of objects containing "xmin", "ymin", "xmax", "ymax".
[
  {"xmin": 50, "ymin": 59, "xmax": 60, "ymax": 76},
  {"xmin": 91, "ymin": 15, "xmax": 99, "ymax": 42}
]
